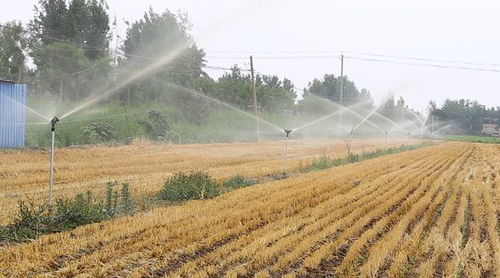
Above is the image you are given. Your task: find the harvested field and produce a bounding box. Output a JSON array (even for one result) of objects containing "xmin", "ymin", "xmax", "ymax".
[
  {"xmin": 1, "ymin": 142, "xmax": 498, "ymax": 277},
  {"xmin": 0, "ymin": 138, "xmax": 417, "ymax": 225}
]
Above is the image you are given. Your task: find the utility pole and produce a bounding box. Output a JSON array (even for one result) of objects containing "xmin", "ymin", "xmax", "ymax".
[
  {"xmin": 250, "ymin": 55, "xmax": 260, "ymax": 142},
  {"xmin": 339, "ymin": 55, "xmax": 344, "ymax": 127}
]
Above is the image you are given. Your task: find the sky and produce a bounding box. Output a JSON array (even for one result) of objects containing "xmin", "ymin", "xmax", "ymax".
[{"xmin": 2, "ymin": 0, "xmax": 500, "ymax": 112}]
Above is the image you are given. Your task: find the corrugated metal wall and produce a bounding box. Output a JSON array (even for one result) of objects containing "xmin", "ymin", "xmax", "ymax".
[{"xmin": 0, "ymin": 81, "xmax": 27, "ymax": 148}]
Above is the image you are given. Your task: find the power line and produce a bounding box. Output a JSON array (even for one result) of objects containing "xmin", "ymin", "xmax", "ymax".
[
  {"xmin": 344, "ymin": 56, "xmax": 500, "ymax": 73},
  {"xmin": 207, "ymin": 53, "xmax": 500, "ymax": 73},
  {"xmin": 206, "ymin": 49, "xmax": 500, "ymax": 68},
  {"xmin": 26, "ymin": 59, "xmax": 108, "ymax": 83}
]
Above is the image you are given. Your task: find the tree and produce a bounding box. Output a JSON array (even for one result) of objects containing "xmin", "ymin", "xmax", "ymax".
[
  {"xmin": 0, "ymin": 22, "xmax": 28, "ymax": 81},
  {"xmin": 31, "ymin": 0, "xmax": 110, "ymax": 61},
  {"xmin": 306, "ymin": 74, "xmax": 363, "ymax": 106},
  {"xmin": 121, "ymin": 9, "xmax": 206, "ymax": 103},
  {"xmin": 67, "ymin": 0, "xmax": 110, "ymax": 60},
  {"xmin": 31, "ymin": 0, "xmax": 69, "ymax": 44},
  {"xmin": 214, "ymin": 66, "xmax": 296, "ymax": 113},
  {"xmin": 430, "ymin": 99, "xmax": 489, "ymax": 134}
]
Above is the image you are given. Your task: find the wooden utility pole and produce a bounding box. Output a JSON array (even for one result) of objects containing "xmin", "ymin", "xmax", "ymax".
[
  {"xmin": 250, "ymin": 55, "xmax": 260, "ymax": 141},
  {"xmin": 339, "ymin": 55, "xmax": 344, "ymax": 126}
]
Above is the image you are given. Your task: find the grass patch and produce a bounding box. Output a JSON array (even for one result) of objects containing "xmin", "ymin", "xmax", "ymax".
[
  {"xmin": 443, "ymin": 135, "xmax": 500, "ymax": 144},
  {"xmin": 223, "ymin": 175, "xmax": 257, "ymax": 189},
  {"xmin": 308, "ymin": 143, "xmax": 430, "ymax": 172}
]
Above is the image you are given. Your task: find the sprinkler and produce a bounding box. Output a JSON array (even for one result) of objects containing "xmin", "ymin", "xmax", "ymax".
[
  {"xmin": 48, "ymin": 116, "xmax": 59, "ymax": 206},
  {"xmin": 384, "ymin": 130, "xmax": 388, "ymax": 150},
  {"xmin": 347, "ymin": 128, "xmax": 354, "ymax": 155},
  {"xmin": 283, "ymin": 129, "xmax": 293, "ymax": 175}
]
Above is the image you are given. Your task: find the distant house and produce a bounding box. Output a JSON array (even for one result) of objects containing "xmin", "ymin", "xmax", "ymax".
[
  {"xmin": 0, "ymin": 79, "xmax": 28, "ymax": 148},
  {"xmin": 481, "ymin": 123, "xmax": 500, "ymax": 136}
]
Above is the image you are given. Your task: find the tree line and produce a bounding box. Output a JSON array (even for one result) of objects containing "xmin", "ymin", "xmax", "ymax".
[{"xmin": 0, "ymin": 0, "xmax": 499, "ymax": 134}]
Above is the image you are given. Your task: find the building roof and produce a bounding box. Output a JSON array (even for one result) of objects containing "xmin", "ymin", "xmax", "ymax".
[{"xmin": 0, "ymin": 79, "xmax": 18, "ymax": 84}]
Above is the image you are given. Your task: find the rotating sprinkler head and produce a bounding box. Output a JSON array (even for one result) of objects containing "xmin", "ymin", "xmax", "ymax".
[
  {"xmin": 284, "ymin": 129, "xmax": 293, "ymax": 137},
  {"xmin": 50, "ymin": 116, "xmax": 59, "ymax": 131}
]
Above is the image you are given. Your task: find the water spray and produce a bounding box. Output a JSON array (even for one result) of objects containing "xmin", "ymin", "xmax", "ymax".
[
  {"xmin": 48, "ymin": 116, "xmax": 59, "ymax": 206},
  {"xmin": 384, "ymin": 130, "xmax": 388, "ymax": 150},
  {"xmin": 283, "ymin": 129, "xmax": 293, "ymax": 175}
]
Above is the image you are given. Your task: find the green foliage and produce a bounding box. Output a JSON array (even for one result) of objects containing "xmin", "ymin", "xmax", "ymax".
[
  {"xmin": 309, "ymin": 143, "xmax": 429, "ymax": 172},
  {"xmin": 82, "ymin": 121, "xmax": 116, "ymax": 143},
  {"xmin": 138, "ymin": 110, "xmax": 172, "ymax": 140},
  {"xmin": 52, "ymin": 193, "xmax": 107, "ymax": 230},
  {"xmin": 304, "ymin": 74, "xmax": 370, "ymax": 107},
  {"xmin": 1, "ymin": 197, "xmax": 106, "ymax": 242},
  {"xmin": 31, "ymin": 0, "xmax": 110, "ymax": 61},
  {"xmin": 122, "ymin": 8, "xmax": 206, "ymax": 102},
  {"xmin": 159, "ymin": 171, "xmax": 221, "ymax": 202},
  {"xmin": 0, "ymin": 21, "xmax": 28, "ymax": 81},
  {"xmin": 428, "ymin": 99, "xmax": 494, "ymax": 134},
  {"xmin": 121, "ymin": 183, "xmax": 134, "ymax": 214},
  {"xmin": 310, "ymin": 154, "xmax": 341, "ymax": 170},
  {"xmin": 213, "ymin": 66, "xmax": 296, "ymax": 113},
  {"xmin": 443, "ymin": 135, "xmax": 500, "ymax": 144},
  {"xmin": 223, "ymin": 175, "xmax": 257, "ymax": 189},
  {"xmin": 0, "ymin": 182, "xmax": 134, "ymax": 243}
]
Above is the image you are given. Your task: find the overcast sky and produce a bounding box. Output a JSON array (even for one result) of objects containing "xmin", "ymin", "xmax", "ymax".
[{"xmin": 2, "ymin": 0, "xmax": 500, "ymax": 112}]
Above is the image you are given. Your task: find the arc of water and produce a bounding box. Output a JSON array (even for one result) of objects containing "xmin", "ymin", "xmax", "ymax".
[
  {"xmin": 58, "ymin": 2, "xmax": 280, "ymax": 120},
  {"xmin": 306, "ymin": 94, "xmax": 386, "ymax": 133},
  {"xmin": 0, "ymin": 93, "xmax": 51, "ymax": 122},
  {"xmin": 60, "ymin": 42, "xmax": 190, "ymax": 119},
  {"xmin": 357, "ymin": 109, "xmax": 413, "ymax": 134},
  {"xmin": 352, "ymin": 105, "xmax": 381, "ymax": 131},
  {"xmin": 163, "ymin": 81, "xmax": 284, "ymax": 132},
  {"xmin": 293, "ymin": 110, "xmax": 342, "ymax": 132},
  {"xmin": 406, "ymin": 110, "xmax": 426, "ymax": 127},
  {"xmin": 431, "ymin": 124, "xmax": 454, "ymax": 134}
]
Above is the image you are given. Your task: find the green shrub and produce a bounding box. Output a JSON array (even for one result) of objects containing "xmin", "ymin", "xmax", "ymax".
[
  {"xmin": 121, "ymin": 183, "xmax": 134, "ymax": 214},
  {"xmin": 0, "ymin": 196, "xmax": 107, "ymax": 242},
  {"xmin": 0, "ymin": 182, "xmax": 135, "ymax": 243},
  {"xmin": 82, "ymin": 122, "xmax": 116, "ymax": 143},
  {"xmin": 159, "ymin": 171, "xmax": 221, "ymax": 202},
  {"xmin": 223, "ymin": 175, "xmax": 257, "ymax": 189},
  {"xmin": 52, "ymin": 194, "xmax": 107, "ymax": 230}
]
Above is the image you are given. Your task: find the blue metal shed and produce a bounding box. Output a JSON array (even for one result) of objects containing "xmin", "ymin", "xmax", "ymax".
[{"xmin": 0, "ymin": 80, "xmax": 27, "ymax": 148}]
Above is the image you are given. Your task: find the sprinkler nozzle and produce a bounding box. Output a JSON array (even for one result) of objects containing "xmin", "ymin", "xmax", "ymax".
[
  {"xmin": 284, "ymin": 129, "xmax": 293, "ymax": 137},
  {"xmin": 50, "ymin": 116, "xmax": 59, "ymax": 131}
]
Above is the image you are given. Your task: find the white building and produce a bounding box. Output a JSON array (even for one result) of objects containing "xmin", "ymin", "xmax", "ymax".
[{"xmin": 481, "ymin": 123, "xmax": 500, "ymax": 136}]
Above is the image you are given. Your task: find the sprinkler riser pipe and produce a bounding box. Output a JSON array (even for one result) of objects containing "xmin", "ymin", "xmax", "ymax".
[
  {"xmin": 48, "ymin": 116, "xmax": 59, "ymax": 206},
  {"xmin": 384, "ymin": 131, "xmax": 388, "ymax": 150},
  {"xmin": 49, "ymin": 130, "xmax": 55, "ymax": 206},
  {"xmin": 283, "ymin": 129, "xmax": 292, "ymax": 175}
]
